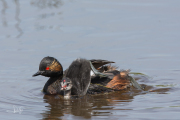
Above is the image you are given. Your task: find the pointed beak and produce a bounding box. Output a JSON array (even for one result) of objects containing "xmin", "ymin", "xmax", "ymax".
[{"xmin": 32, "ymin": 71, "xmax": 44, "ymax": 77}]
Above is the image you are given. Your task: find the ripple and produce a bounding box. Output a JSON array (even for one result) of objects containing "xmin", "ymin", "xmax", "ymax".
[{"xmin": 0, "ymin": 77, "xmax": 47, "ymax": 117}]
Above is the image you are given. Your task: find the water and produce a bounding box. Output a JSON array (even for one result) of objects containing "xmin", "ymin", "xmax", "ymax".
[{"xmin": 0, "ymin": 0, "xmax": 180, "ymax": 119}]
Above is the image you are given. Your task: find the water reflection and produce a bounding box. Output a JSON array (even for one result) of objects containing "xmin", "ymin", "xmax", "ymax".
[
  {"xmin": 14, "ymin": 0, "xmax": 23, "ymax": 38},
  {"xmin": 1, "ymin": 0, "xmax": 7, "ymax": 27},
  {"xmin": 0, "ymin": 0, "xmax": 63, "ymax": 38},
  {"xmin": 41, "ymin": 74, "xmax": 171, "ymax": 120},
  {"xmin": 42, "ymin": 91, "xmax": 134, "ymax": 120},
  {"xmin": 30, "ymin": 0, "xmax": 63, "ymax": 31},
  {"xmin": 31, "ymin": 0, "xmax": 63, "ymax": 9},
  {"xmin": 0, "ymin": 0, "xmax": 23, "ymax": 38}
]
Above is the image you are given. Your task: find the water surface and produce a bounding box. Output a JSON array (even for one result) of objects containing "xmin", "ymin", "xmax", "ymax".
[{"xmin": 0, "ymin": 0, "xmax": 180, "ymax": 119}]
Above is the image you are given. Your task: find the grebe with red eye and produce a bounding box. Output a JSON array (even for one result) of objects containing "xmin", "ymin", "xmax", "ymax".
[{"xmin": 32, "ymin": 56, "xmax": 142, "ymax": 97}]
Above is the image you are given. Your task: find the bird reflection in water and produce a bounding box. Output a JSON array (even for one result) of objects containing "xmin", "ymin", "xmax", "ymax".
[{"xmin": 41, "ymin": 74, "xmax": 171, "ymax": 120}]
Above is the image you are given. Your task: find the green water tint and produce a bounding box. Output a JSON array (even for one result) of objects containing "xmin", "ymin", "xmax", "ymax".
[
  {"xmin": 169, "ymin": 106, "xmax": 180, "ymax": 108},
  {"xmin": 129, "ymin": 72, "xmax": 151, "ymax": 78},
  {"xmin": 129, "ymin": 72, "xmax": 147, "ymax": 75},
  {"xmin": 155, "ymin": 84, "xmax": 177, "ymax": 87}
]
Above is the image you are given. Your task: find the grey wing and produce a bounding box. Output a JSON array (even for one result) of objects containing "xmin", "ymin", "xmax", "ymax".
[{"xmin": 65, "ymin": 58, "xmax": 91, "ymax": 96}]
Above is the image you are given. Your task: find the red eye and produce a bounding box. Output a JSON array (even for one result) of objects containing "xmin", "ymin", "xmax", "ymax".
[
  {"xmin": 46, "ymin": 67, "xmax": 49, "ymax": 70},
  {"xmin": 63, "ymin": 80, "xmax": 66, "ymax": 82}
]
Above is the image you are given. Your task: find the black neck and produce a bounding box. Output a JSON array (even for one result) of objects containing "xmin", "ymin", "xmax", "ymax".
[{"xmin": 43, "ymin": 76, "xmax": 62, "ymax": 93}]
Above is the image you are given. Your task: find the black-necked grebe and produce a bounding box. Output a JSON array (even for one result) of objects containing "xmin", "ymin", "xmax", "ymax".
[{"xmin": 33, "ymin": 56, "xmax": 142, "ymax": 97}]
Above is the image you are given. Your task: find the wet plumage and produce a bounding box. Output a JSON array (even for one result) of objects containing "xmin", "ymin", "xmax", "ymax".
[{"xmin": 33, "ymin": 56, "xmax": 137, "ymax": 97}]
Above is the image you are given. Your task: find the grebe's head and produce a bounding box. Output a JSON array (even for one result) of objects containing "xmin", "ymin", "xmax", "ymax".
[
  {"xmin": 33, "ymin": 56, "xmax": 63, "ymax": 77},
  {"xmin": 60, "ymin": 77, "xmax": 72, "ymax": 98},
  {"xmin": 60, "ymin": 77, "xmax": 72, "ymax": 91}
]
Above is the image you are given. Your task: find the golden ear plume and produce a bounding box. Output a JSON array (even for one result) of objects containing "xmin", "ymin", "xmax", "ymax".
[{"xmin": 49, "ymin": 60, "xmax": 62, "ymax": 72}]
